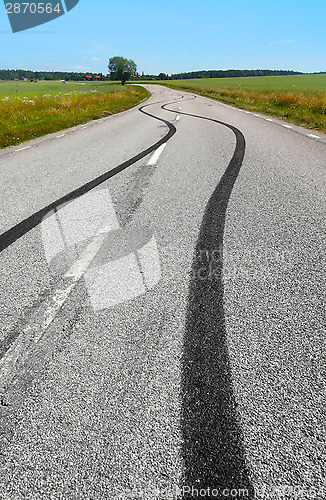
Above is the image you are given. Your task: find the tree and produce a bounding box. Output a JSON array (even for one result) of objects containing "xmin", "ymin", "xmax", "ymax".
[
  {"xmin": 157, "ymin": 73, "xmax": 168, "ymax": 80},
  {"xmin": 108, "ymin": 56, "xmax": 137, "ymax": 85}
]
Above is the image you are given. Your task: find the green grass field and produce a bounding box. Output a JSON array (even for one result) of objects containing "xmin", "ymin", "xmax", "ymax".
[
  {"xmin": 156, "ymin": 74, "xmax": 326, "ymax": 132},
  {"xmin": 0, "ymin": 81, "xmax": 150, "ymax": 149},
  {"xmin": 0, "ymin": 80, "xmax": 125, "ymax": 97},
  {"xmin": 167, "ymin": 74, "xmax": 326, "ymax": 93}
]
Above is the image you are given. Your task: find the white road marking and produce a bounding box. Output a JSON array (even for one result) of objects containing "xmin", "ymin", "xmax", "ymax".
[
  {"xmin": 42, "ymin": 230, "xmax": 109, "ymax": 331},
  {"xmin": 178, "ymin": 106, "xmax": 181, "ymax": 110},
  {"xmin": 147, "ymin": 144, "xmax": 166, "ymax": 166},
  {"xmin": 176, "ymin": 115, "xmax": 181, "ymax": 121},
  {"xmin": 0, "ymin": 224, "xmax": 111, "ymax": 390},
  {"xmin": 81, "ymin": 126, "xmax": 88, "ymax": 129},
  {"xmin": 15, "ymin": 146, "xmax": 30, "ymax": 151},
  {"xmin": 199, "ymin": 92, "xmax": 325, "ymax": 142},
  {"xmin": 56, "ymin": 134, "xmax": 66, "ymax": 138}
]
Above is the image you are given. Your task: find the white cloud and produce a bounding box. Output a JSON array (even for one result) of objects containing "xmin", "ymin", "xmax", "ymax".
[
  {"xmin": 90, "ymin": 57, "xmax": 101, "ymax": 62},
  {"xmin": 268, "ymin": 40, "xmax": 295, "ymax": 45},
  {"xmin": 9, "ymin": 62, "xmax": 92, "ymax": 72},
  {"xmin": 72, "ymin": 65, "xmax": 90, "ymax": 71}
]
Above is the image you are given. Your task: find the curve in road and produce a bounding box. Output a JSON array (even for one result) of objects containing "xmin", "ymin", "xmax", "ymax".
[{"xmin": 0, "ymin": 98, "xmax": 180, "ymax": 254}]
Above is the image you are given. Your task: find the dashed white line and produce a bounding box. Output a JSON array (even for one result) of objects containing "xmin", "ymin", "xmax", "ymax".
[
  {"xmin": 176, "ymin": 115, "xmax": 181, "ymax": 121},
  {"xmin": 15, "ymin": 146, "xmax": 30, "ymax": 152},
  {"xmin": 81, "ymin": 126, "xmax": 88, "ymax": 129},
  {"xmin": 0, "ymin": 224, "xmax": 112, "ymax": 391},
  {"xmin": 41, "ymin": 229, "xmax": 109, "ymax": 332},
  {"xmin": 200, "ymin": 92, "xmax": 325, "ymax": 142},
  {"xmin": 147, "ymin": 144, "xmax": 166, "ymax": 166},
  {"xmin": 56, "ymin": 134, "xmax": 66, "ymax": 138}
]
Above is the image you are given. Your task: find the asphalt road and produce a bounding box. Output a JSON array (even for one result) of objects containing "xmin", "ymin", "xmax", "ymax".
[{"xmin": 0, "ymin": 85, "xmax": 325, "ymax": 499}]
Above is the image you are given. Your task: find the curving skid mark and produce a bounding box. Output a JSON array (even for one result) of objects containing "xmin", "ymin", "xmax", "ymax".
[
  {"xmin": 0, "ymin": 97, "xmax": 178, "ymax": 254},
  {"xmin": 163, "ymin": 101, "xmax": 254, "ymax": 495}
]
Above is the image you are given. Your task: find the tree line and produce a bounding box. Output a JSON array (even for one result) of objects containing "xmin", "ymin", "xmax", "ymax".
[
  {"xmin": 117, "ymin": 69, "xmax": 307, "ymax": 81},
  {"xmin": 169, "ymin": 69, "xmax": 304, "ymax": 80},
  {"xmin": 0, "ymin": 69, "xmax": 107, "ymax": 81},
  {"xmin": 2, "ymin": 67, "xmax": 320, "ymax": 83}
]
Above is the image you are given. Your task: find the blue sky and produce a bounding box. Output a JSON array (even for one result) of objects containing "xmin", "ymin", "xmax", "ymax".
[{"xmin": 1, "ymin": 0, "xmax": 326, "ymax": 75}]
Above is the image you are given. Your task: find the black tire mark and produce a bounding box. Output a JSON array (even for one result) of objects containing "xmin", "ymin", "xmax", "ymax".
[
  {"xmin": 0, "ymin": 99, "xmax": 178, "ymax": 254},
  {"xmin": 163, "ymin": 101, "xmax": 255, "ymax": 497}
]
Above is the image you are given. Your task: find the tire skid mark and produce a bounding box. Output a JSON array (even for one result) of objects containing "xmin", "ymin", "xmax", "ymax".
[
  {"xmin": 0, "ymin": 98, "xmax": 179, "ymax": 255},
  {"xmin": 163, "ymin": 102, "xmax": 254, "ymax": 496},
  {"xmin": 0, "ymin": 93, "xmax": 191, "ymax": 390}
]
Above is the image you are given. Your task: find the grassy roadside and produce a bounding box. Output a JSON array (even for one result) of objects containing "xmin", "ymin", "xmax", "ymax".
[
  {"xmin": 0, "ymin": 80, "xmax": 126, "ymax": 97},
  {"xmin": 151, "ymin": 76, "xmax": 326, "ymax": 133},
  {"xmin": 0, "ymin": 85, "xmax": 150, "ymax": 149}
]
